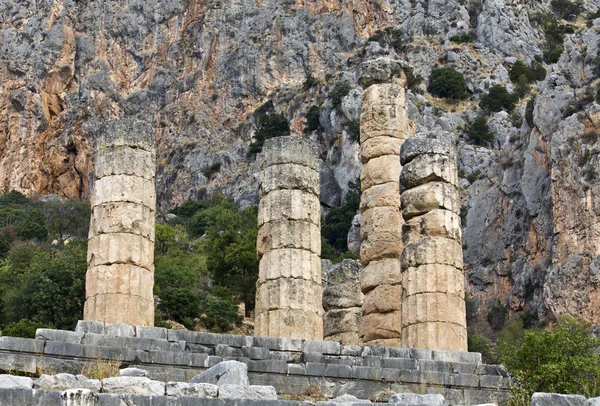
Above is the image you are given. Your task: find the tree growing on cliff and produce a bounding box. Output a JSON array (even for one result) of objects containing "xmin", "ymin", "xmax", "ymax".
[
  {"xmin": 248, "ymin": 112, "xmax": 290, "ymax": 156},
  {"xmin": 427, "ymin": 67, "xmax": 468, "ymax": 100}
]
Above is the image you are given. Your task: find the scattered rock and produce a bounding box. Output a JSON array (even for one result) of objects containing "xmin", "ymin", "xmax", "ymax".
[
  {"xmin": 34, "ymin": 373, "xmax": 101, "ymax": 392},
  {"xmin": 530, "ymin": 393, "xmax": 587, "ymax": 406},
  {"xmin": 190, "ymin": 360, "xmax": 249, "ymax": 387},
  {"xmin": 0, "ymin": 375, "xmax": 33, "ymax": 389},
  {"xmin": 101, "ymin": 376, "xmax": 165, "ymax": 396},
  {"xmin": 218, "ymin": 384, "xmax": 278, "ymax": 400},
  {"xmin": 166, "ymin": 382, "xmax": 219, "ymax": 398},
  {"xmin": 119, "ymin": 368, "xmax": 148, "ymax": 378},
  {"xmin": 389, "ymin": 393, "xmax": 447, "ymax": 405}
]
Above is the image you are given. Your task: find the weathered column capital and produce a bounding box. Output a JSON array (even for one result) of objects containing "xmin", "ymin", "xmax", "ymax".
[{"xmin": 358, "ymin": 57, "xmax": 406, "ymax": 89}]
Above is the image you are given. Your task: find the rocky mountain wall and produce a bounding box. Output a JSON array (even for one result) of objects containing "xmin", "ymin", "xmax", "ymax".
[{"xmin": 1, "ymin": 0, "xmax": 599, "ymax": 329}]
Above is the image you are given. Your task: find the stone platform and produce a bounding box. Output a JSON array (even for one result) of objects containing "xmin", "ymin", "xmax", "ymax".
[{"xmin": 0, "ymin": 321, "xmax": 510, "ymax": 405}]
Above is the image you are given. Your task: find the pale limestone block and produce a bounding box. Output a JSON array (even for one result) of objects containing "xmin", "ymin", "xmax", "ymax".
[
  {"xmin": 254, "ymin": 309, "xmax": 323, "ymax": 340},
  {"xmin": 258, "ymin": 189, "xmax": 320, "ymax": 227},
  {"xmin": 360, "ymin": 104, "xmax": 410, "ymax": 143},
  {"xmin": 86, "ymin": 264, "xmax": 154, "ymax": 300},
  {"xmin": 325, "ymin": 332, "xmax": 363, "ymax": 346},
  {"xmin": 402, "ymin": 264, "xmax": 465, "ymax": 297},
  {"xmin": 257, "ymin": 220, "xmax": 320, "ymax": 258},
  {"xmin": 360, "ymin": 183, "xmax": 400, "ymax": 210},
  {"xmin": 90, "ymin": 202, "xmax": 155, "ymax": 241},
  {"xmin": 362, "ymin": 284, "xmax": 402, "ymax": 315},
  {"xmin": 360, "ymin": 258, "xmax": 402, "ymax": 294},
  {"xmin": 400, "ymin": 131, "xmax": 457, "ymax": 166},
  {"xmin": 360, "ymin": 238, "xmax": 403, "ymax": 265},
  {"xmin": 85, "ymin": 293, "xmax": 154, "ymax": 326},
  {"xmin": 366, "ymin": 338, "xmax": 402, "ymax": 347},
  {"xmin": 402, "ymin": 209, "xmax": 462, "ymax": 244},
  {"xmin": 258, "ymin": 248, "xmax": 321, "ymax": 284},
  {"xmin": 96, "ymin": 146, "xmax": 155, "ymax": 180},
  {"xmin": 361, "ymin": 155, "xmax": 402, "ymax": 191},
  {"xmin": 360, "ymin": 136, "xmax": 404, "ymax": 164},
  {"xmin": 91, "ymin": 175, "xmax": 156, "ymax": 210},
  {"xmin": 87, "ymin": 233, "xmax": 154, "ymax": 270},
  {"xmin": 323, "ymin": 308, "xmax": 362, "ymax": 342},
  {"xmin": 399, "ymin": 154, "xmax": 458, "ymax": 192},
  {"xmin": 255, "ymin": 278, "xmax": 322, "ymax": 312},
  {"xmin": 401, "ymin": 237, "xmax": 463, "ymax": 270},
  {"xmin": 258, "ymin": 164, "xmax": 319, "ymax": 197},
  {"xmin": 402, "ymin": 321, "xmax": 467, "ymax": 351},
  {"xmin": 361, "ymin": 83, "xmax": 405, "ymax": 107},
  {"xmin": 360, "ymin": 206, "xmax": 403, "ymax": 242},
  {"xmin": 359, "ymin": 311, "xmax": 402, "ymax": 341},
  {"xmin": 358, "ymin": 58, "xmax": 405, "ymax": 88},
  {"xmin": 401, "ymin": 182, "xmax": 460, "ymax": 220},
  {"xmin": 402, "ymin": 292, "xmax": 466, "ymax": 326},
  {"xmin": 258, "ymin": 136, "xmax": 319, "ymax": 171},
  {"xmin": 97, "ymin": 117, "xmax": 155, "ymax": 152}
]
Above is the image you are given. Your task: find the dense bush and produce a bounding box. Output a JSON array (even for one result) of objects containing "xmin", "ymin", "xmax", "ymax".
[
  {"xmin": 480, "ymin": 85, "xmax": 519, "ymax": 113},
  {"xmin": 322, "ymin": 180, "xmax": 360, "ymax": 258},
  {"xmin": 487, "ymin": 303, "xmax": 508, "ymax": 331},
  {"xmin": 199, "ymin": 293, "xmax": 243, "ymax": 333},
  {"xmin": 551, "ymin": 0, "xmax": 584, "ymax": 21},
  {"xmin": 248, "ymin": 112, "xmax": 290, "ymax": 156},
  {"xmin": 532, "ymin": 13, "xmax": 574, "ymax": 63},
  {"xmin": 344, "ymin": 119, "xmax": 360, "ymax": 142},
  {"xmin": 369, "ymin": 27, "xmax": 405, "ymax": 52},
  {"xmin": 508, "ymin": 61, "xmax": 546, "ymax": 84},
  {"xmin": 525, "ymin": 98, "xmax": 536, "ymax": 127},
  {"xmin": 2, "ymin": 319, "xmax": 46, "ymax": 338},
  {"xmin": 427, "ymin": 67, "xmax": 468, "ymax": 100},
  {"xmin": 467, "ymin": 334, "xmax": 498, "ymax": 364},
  {"xmin": 305, "ymin": 105, "xmax": 322, "ymax": 133},
  {"xmin": 464, "ymin": 116, "xmax": 494, "ymax": 144},
  {"xmin": 330, "ymin": 82, "xmax": 352, "ymax": 107},
  {"xmin": 499, "ymin": 317, "xmax": 600, "ymax": 400},
  {"xmin": 449, "ymin": 33, "xmax": 474, "ymax": 43}
]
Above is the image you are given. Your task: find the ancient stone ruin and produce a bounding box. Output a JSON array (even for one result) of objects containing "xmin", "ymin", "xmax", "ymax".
[
  {"xmin": 357, "ymin": 57, "xmax": 410, "ymax": 347},
  {"xmin": 255, "ymin": 136, "xmax": 323, "ymax": 340},
  {"xmin": 84, "ymin": 117, "xmax": 156, "ymax": 327},
  {"xmin": 399, "ymin": 131, "xmax": 467, "ymax": 351}
]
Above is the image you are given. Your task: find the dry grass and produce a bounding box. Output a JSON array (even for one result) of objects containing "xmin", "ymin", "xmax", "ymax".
[
  {"xmin": 280, "ymin": 384, "xmax": 328, "ymax": 402},
  {"xmin": 80, "ymin": 358, "xmax": 121, "ymax": 380}
]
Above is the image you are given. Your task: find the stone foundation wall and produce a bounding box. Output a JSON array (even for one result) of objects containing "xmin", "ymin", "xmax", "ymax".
[
  {"xmin": 84, "ymin": 118, "xmax": 156, "ymax": 327},
  {"xmin": 399, "ymin": 132, "xmax": 467, "ymax": 351},
  {"xmin": 255, "ymin": 136, "xmax": 322, "ymax": 340},
  {"xmin": 357, "ymin": 58, "xmax": 410, "ymax": 347}
]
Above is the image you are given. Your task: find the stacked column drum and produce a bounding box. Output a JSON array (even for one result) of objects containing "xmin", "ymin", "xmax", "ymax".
[
  {"xmin": 255, "ymin": 136, "xmax": 323, "ymax": 340},
  {"xmin": 399, "ymin": 131, "xmax": 467, "ymax": 351},
  {"xmin": 84, "ymin": 118, "xmax": 156, "ymax": 326}
]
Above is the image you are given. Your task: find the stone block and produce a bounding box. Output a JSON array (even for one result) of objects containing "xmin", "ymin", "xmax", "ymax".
[
  {"xmin": 84, "ymin": 292, "xmax": 154, "ymax": 327},
  {"xmin": 91, "ymin": 175, "xmax": 156, "ymax": 210},
  {"xmin": 258, "ymin": 248, "xmax": 321, "ymax": 284},
  {"xmin": 101, "ymin": 376, "xmax": 165, "ymax": 396},
  {"xmin": 381, "ymin": 358, "xmax": 418, "ymax": 370},
  {"xmin": 215, "ymin": 344, "xmax": 243, "ymax": 358},
  {"xmin": 0, "ymin": 336, "xmax": 45, "ymax": 353},
  {"xmin": 323, "ymin": 260, "xmax": 364, "ymax": 310},
  {"xmin": 97, "ymin": 117, "xmax": 155, "ymax": 152},
  {"xmin": 61, "ymin": 389, "xmax": 99, "ymax": 405},
  {"xmin": 450, "ymin": 373, "xmax": 479, "ymax": 387},
  {"xmin": 479, "ymin": 375, "xmax": 505, "ymax": 389},
  {"xmin": 75, "ymin": 320, "xmax": 105, "ymax": 334},
  {"xmin": 306, "ymin": 362, "xmax": 326, "ymax": 376},
  {"xmin": 302, "ymin": 340, "xmax": 341, "ymax": 355},
  {"xmin": 400, "ymin": 131, "xmax": 457, "ymax": 166},
  {"xmin": 402, "ymin": 292, "xmax": 466, "ymax": 326},
  {"xmin": 0, "ymin": 375, "xmax": 33, "ymax": 389},
  {"xmin": 360, "ymin": 183, "xmax": 400, "ymax": 210},
  {"xmin": 242, "ymin": 346, "xmax": 271, "ymax": 360},
  {"xmin": 401, "ymin": 182, "xmax": 460, "ymax": 220},
  {"xmin": 402, "ymin": 264, "xmax": 465, "ymax": 297},
  {"xmin": 258, "ymin": 189, "xmax": 320, "ymax": 227},
  {"xmin": 360, "ymin": 136, "xmax": 404, "ymax": 164},
  {"xmin": 87, "ymin": 233, "xmax": 154, "ymax": 270},
  {"xmin": 0, "ymin": 388, "xmax": 35, "ymax": 406},
  {"xmin": 323, "ymin": 331, "xmax": 362, "ymax": 346},
  {"xmin": 257, "ymin": 220, "xmax": 320, "ymax": 257},
  {"xmin": 120, "ymin": 368, "xmax": 148, "ymax": 377},
  {"xmin": 359, "ymin": 311, "xmax": 401, "ymax": 342},
  {"xmin": 360, "ymin": 258, "xmax": 402, "ymax": 294},
  {"xmin": 259, "ymin": 136, "xmax": 319, "ymax": 171},
  {"xmin": 463, "ymin": 390, "xmax": 499, "ymax": 406},
  {"xmin": 401, "ymin": 237, "xmax": 463, "ymax": 270},
  {"xmin": 360, "ymin": 104, "xmax": 409, "ymax": 142},
  {"xmin": 34, "ymin": 373, "xmax": 101, "ymax": 392},
  {"xmin": 400, "ymin": 154, "xmax": 458, "ymax": 192},
  {"xmin": 402, "ymin": 210, "xmax": 461, "ymax": 244},
  {"xmin": 246, "ymin": 360, "xmax": 288, "ymax": 374},
  {"xmin": 44, "ymin": 341, "xmax": 84, "ymax": 358},
  {"xmin": 324, "ymin": 364, "xmax": 353, "ymax": 379},
  {"xmin": 389, "ymin": 393, "xmax": 447, "ymax": 405},
  {"xmin": 255, "ymin": 278, "xmax": 322, "ymax": 312},
  {"xmin": 85, "ymin": 264, "xmax": 154, "ymax": 300},
  {"xmin": 323, "ymin": 308, "xmax": 362, "ymax": 340},
  {"xmin": 259, "ymin": 164, "xmax": 319, "ymax": 197},
  {"xmin": 360, "ymin": 239, "xmax": 403, "ymax": 265},
  {"xmin": 402, "ymin": 321, "xmax": 468, "ymax": 352},
  {"xmin": 135, "ymin": 326, "xmax": 167, "ymax": 340},
  {"xmin": 96, "ymin": 145, "xmax": 155, "ymax": 180},
  {"xmin": 255, "ymin": 308, "xmax": 323, "ymax": 340},
  {"xmin": 287, "ymin": 364, "xmax": 307, "ymax": 375},
  {"xmin": 218, "ymin": 384, "xmax": 278, "ymax": 400},
  {"xmin": 362, "ymin": 284, "xmax": 402, "ymax": 315},
  {"xmin": 251, "ymin": 336, "xmax": 302, "ymax": 352},
  {"xmin": 360, "ymin": 206, "xmax": 403, "ymax": 243},
  {"xmin": 190, "ymin": 360, "xmax": 249, "ymax": 387},
  {"xmin": 366, "ymin": 338, "xmax": 402, "ymax": 348},
  {"xmin": 166, "ymin": 382, "xmax": 218, "ymax": 397},
  {"xmin": 351, "ymin": 365, "xmax": 382, "ymax": 380},
  {"xmin": 432, "ymin": 350, "xmax": 481, "ymax": 364},
  {"xmin": 90, "ymin": 202, "xmax": 155, "ymax": 241},
  {"xmin": 360, "ymin": 155, "xmax": 402, "ymax": 191},
  {"xmin": 359, "ymin": 58, "xmax": 405, "ymax": 88}
]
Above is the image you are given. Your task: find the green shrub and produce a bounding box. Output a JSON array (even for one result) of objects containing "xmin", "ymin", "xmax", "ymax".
[
  {"xmin": 158, "ymin": 288, "xmax": 201, "ymax": 329},
  {"xmin": 427, "ymin": 67, "xmax": 467, "ymax": 100},
  {"xmin": 499, "ymin": 316, "xmax": 600, "ymax": 400},
  {"xmin": 0, "ymin": 233, "xmax": 9, "ymax": 259},
  {"xmin": 544, "ymin": 47, "xmax": 564, "ymax": 64},
  {"xmin": 405, "ymin": 67, "xmax": 424, "ymax": 92},
  {"xmin": 449, "ymin": 33, "xmax": 474, "ymax": 43},
  {"xmin": 467, "ymin": 334, "xmax": 498, "ymax": 364},
  {"xmin": 305, "ymin": 105, "xmax": 322, "ymax": 133},
  {"xmin": 17, "ymin": 210, "xmax": 48, "ymax": 241},
  {"xmin": 303, "ymin": 73, "xmax": 318, "ymax": 90},
  {"xmin": 2, "ymin": 318, "xmax": 46, "ymax": 338},
  {"xmin": 248, "ymin": 112, "xmax": 290, "ymax": 156},
  {"xmin": 322, "ymin": 180, "xmax": 360, "ymax": 254},
  {"xmin": 199, "ymin": 293, "xmax": 243, "ymax": 333},
  {"xmin": 551, "ymin": 0, "xmax": 584, "ymax": 21},
  {"xmin": 330, "ymin": 82, "xmax": 352, "ymax": 107},
  {"xmin": 369, "ymin": 27, "xmax": 405, "ymax": 52},
  {"xmin": 508, "ymin": 61, "xmax": 546, "ymax": 83},
  {"xmin": 344, "ymin": 119, "xmax": 360, "ymax": 142},
  {"xmin": 480, "ymin": 85, "xmax": 519, "ymax": 113},
  {"xmin": 464, "ymin": 116, "xmax": 494, "ymax": 144},
  {"xmin": 487, "ymin": 303, "xmax": 508, "ymax": 331},
  {"xmin": 525, "ymin": 98, "xmax": 535, "ymax": 127}
]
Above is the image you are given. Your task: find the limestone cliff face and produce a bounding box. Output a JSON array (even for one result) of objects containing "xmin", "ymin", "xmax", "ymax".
[{"xmin": 1, "ymin": 0, "xmax": 599, "ymax": 328}]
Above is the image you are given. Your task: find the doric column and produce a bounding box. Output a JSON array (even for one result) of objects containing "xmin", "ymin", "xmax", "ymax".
[
  {"xmin": 84, "ymin": 118, "xmax": 156, "ymax": 326},
  {"xmin": 358, "ymin": 58, "xmax": 410, "ymax": 347},
  {"xmin": 255, "ymin": 136, "xmax": 323, "ymax": 339},
  {"xmin": 399, "ymin": 131, "xmax": 467, "ymax": 351}
]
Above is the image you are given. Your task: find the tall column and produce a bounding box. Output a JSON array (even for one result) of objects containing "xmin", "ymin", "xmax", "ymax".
[
  {"xmin": 84, "ymin": 118, "xmax": 156, "ymax": 326},
  {"xmin": 358, "ymin": 58, "xmax": 410, "ymax": 347},
  {"xmin": 255, "ymin": 136, "xmax": 323, "ymax": 339},
  {"xmin": 399, "ymin": 131, "xmax": 467, "ymax": 351}
]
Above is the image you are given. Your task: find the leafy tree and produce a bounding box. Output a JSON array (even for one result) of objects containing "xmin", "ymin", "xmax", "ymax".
[
  {"xmin": 305, "ymin": 105, "xmax": 322, "ymax": 133},
  {"xmin": 508, "ymin": 61, "xmax": 546, "ymax": 83},
  {"xmin": 0, "ymin": 191, "xmax": 30, "ymax": 206},
  {"xmin": 248, "ymin": 112, "xmax": 290, "ymax": 156},
  {"xmin": 42, "ymin": 199, "xmax": 90, "ymax": 242},
  {"xmin": 525, "ymin": 98, "xmax": 536, "ymax": 127},
  {"xmin": 468, "ymin": 334, "xmax": 498, "ymax": 364},
  {"xmin": 0, "ymin": 233, "xmax": 10, "ymax": 259},
  {"xmin": 158, "ymin": 288, "xmax": 201, "ymax": 329},
  {"xmin": 449, "ymin": 33, "xmax": 474, "ymax": 43},
  {"xmin": 199, "ymin": 292, "xmax": 243, "ymax": 333},
  {"xmin": 551, "ymin": 0, "xmax": 583, "ymax": 21},
  {"xmin": 487, "ymin": 303, "xmax": 508, "ymax": 331},
  {"xmin": 427, "ymin": 67, "xmax": 468, "ymax": 100},
  {"xmin": 499, "ymin": 316, "xmax": 600, "ymax": 400},
  {"xmin": 369, "ymin": 27, "xmax": 405, "ymax": 52},
  {"xmin": 2, "ymin": 318, "xmax": 46, "ymax": 338},
  {"xmin": 330, "ymin": 82, "xmax": 352, "ymax": 107},
  {"xmin": 17, "ymin": 209, "xmax": 48, "ymax": 241},
  {"xmin": 322, "ymin": 180, "xmax": 360, "ymax": 256},
  {"xmin": 480, "ymin": 85, "xmax": 519, "ymax": 113},
  {"xmin": 464, "ymin": 116, "xmax": 494, "ymax": 144}
]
